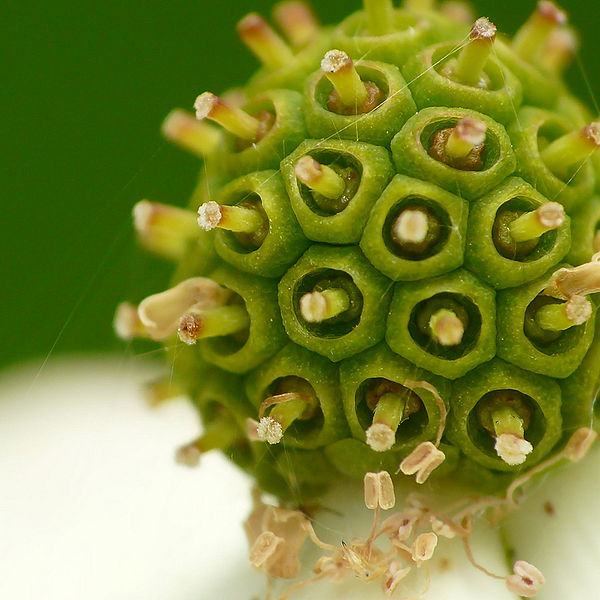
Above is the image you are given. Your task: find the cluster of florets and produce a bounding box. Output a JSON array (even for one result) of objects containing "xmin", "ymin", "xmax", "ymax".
[{"xmin": 116, "ymin": 0, "xmax": 600, "ymax": 519}]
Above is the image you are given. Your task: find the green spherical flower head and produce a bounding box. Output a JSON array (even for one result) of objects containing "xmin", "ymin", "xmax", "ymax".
[{"xmin": 116, "ymin": 0, "xmax": 600, "ymax": 597}]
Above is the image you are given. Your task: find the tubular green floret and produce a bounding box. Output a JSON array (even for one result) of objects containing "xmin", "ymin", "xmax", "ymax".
[
  {"xmin": 540, "ymin": 25, "xmax": 578, "ymax": 74},
  {"xmin": 391, "ymin": 107, "xmax": 516, "ymax": 201},
  {"xmin": 278, "ymin": 245, "xmax": 392, "ymax": 362},
  {"xmin": 199, "ymin": 264, "xmax": 286, "ymax": 373},
  {"xmin": 363, "ymin": 0, "xmax": 395, "ymax": 36},
  {"xmin": 360, "ymin": 175, "xmax": 468, "ymax": 281},
  {"xmin": 402, "ymin": 35, "xmax": 523, "ymax": 125},
  {"xmin": 494, "ymin": 3, "xmax": 567, "ymax": 108},
  {"xmin": 496, "ymin": 268, "xmax": 597, "ymax": 378},
  {"xmin": 453, "ymin": 17, "xmax": 497, "ymax": 87},
  {"xmin": 246, "ymin": 343, "xmax": 348, "ymax": 449},
  {"xmin": 204, "ymin": 170, "xmax": 308, "ymax": 278},
  {"xmin": 177, "ymin": 304, "xmax": 251, "ymax": 345},
  {"xmin": 339, "ymin": 344, "xmax": 450, "ymax": 455},
  {"xmin": 294, "ymin": 154, "xmax": 346, "ymax": 200},
  {"xmin": 446, "ymin": 359, "xmax": 563, "ymax": 472},
  {"xmin": 162, "ymin": 109, "xmax": 223, "ymax": 158},
  {"xmin": 133, "ymin": 200, "xmax": 199, "ymax": 261},
  {"xmin": 386, "ymin": 269, "xmax": 496, "ymax": 379},
  {"xmin": 218, "ymin": 89, "xmax": 308, "ymax": 177},
  {"xmin": 464, "ymin": 177, "xmax": 571, "ymax": 289},
  {"xmin": 272, "ymin": 0, "xmax": 319, "ymax": 48},
  {"xmin": 305, "ymin": 59, "xmax": 417, "ymax": 146},
  {"xmin": 282, "ymin": 139, "xmax": 394, "ymax": 244},
  {"xmin": 512, "ymin": 1, "xmax": 567, "ymax": 61},
  {"xmin": 237, "ymin": 12, "xmax": 294, "ymax": 70}
]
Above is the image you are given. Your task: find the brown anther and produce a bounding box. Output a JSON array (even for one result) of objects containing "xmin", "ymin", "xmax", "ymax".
[
  {"xmin": 364, "ymin": 471, "xmax": 396, "ymax": 510},
  {"xmin": 564, "ymin": 427, "xmax": 598, "ymax": 462},
  {"xmin": 399, "ymin": 442, "xmax": 446, "ymax": 484},
  {"xmin": 177, "ymin": 313, "xmax": 203, "ymax": 345},
  {"xmin": 506, "ymin": 560, "xmax": 545, "ymax": 597},
  {"xmin": 411, "ymin": 532, "xmax": 438, "ymax": 565}
]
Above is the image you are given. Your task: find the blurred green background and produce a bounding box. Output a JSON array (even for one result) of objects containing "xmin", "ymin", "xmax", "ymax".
[{"xmin": 3, "ymin": 0, "xmax": 599, "ymax": 369}]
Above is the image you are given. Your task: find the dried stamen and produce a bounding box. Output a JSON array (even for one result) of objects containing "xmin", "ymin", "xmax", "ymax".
[
  {"xmin": 399, "ymin": 442, "xmax": 446, "ymax": 484},
  {"xmin": 506, "ymin": 560, "xmax": 545, "ymax": 597},
  {"xmin": 133, "ymin": 200, "xmax": 198, "ymax": 260},
  {"xmin": 411, "ymin": 532, "xmax": 438, "ymax": 565},
  {"xmin": 272, "ymin": 0, "xmax": 319, "ymax": 47},
  {"xmin": 363, "ymin": 0, "xmax": 395, "ymax": 36},
  {"xmin": 540, "ymin": 122, "xmax": 600, "ymax": 180},
  {"xmin": 194, "ymin": 92, "xmax": 263, "ymax": 141},
  {"xmin": 364, "ymin": 471, "xmax": 395, "ymax": 510},
  {"xmin": 429, "ymin": 309, "xmax": 465, "ymax": 346},
  {"xmin": 197, "ymin": 200, "xmax": 265, "ymax": 234},
  {"xmin": 545, "ymin": 252, "xmax": 600, "ymax": 299},
  {"xmin": 177, "ymin": 305, "xmax": 250, "ymax": 345},
  {"xmin": 453, "ymin": 18, "xmax": 497, "ymax": 87},
  {"xmin": 294, "ymin": 155, "xmax": 346, "ymax": 200},
  {"xmin": 512, "ymin": 1, "xmax": 567, "ymax": 61},
  {"xmin": 138, "ymin": 278, "xmax": 231, "ymax": 340},
  {"xmin": 237, "ymin": 13, "xmax": 294, "ymax": 69},
  {"xmin": 508, "ymin": 202, "xmax": 565, "ymax": 243},
  {"xmin": 564, "ymin": 427, "xmax": 598, "ymax": 462},
  {"xmin": 113, "ymin": 302, "xmax": 148, "ymax": 341},
  {"xmin": 299, "ymin": 287, "xmax": 350, "ymax": 323}
]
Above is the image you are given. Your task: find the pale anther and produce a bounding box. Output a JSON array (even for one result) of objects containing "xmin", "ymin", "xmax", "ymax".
[
  {"xmin": 506, "ymin": 560, "xmax": 545, "ymax": 597},
  {"xmin": 564, "ymin": 427, "xmax": 598, "ymax": 462},
  {"xmin": 399, "ymin": 441, "xmax": 446, "ymax": 484},
  {"xmin": 411, "ymin": 532, "xmax": 438, "ymax": 565},
  {"xmin": 364, "ymin": 471, "xmax": 395, "ymax": 510}
]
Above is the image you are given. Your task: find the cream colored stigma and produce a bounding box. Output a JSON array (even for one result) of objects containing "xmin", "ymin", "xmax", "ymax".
[
  {"xmin": 300, "ymin": 288, "xmax": 350, "ymax": 323},
  {"xmin": 256, "ymin": 416, "xmax": 284, "ymax": 444},
  {"xmin": 391, "ymin": 209, "xmax": 429, "ymax": 244},
  {"xmin": 197, "ymin": 200, "xmax": 264, "ymax": 234},
  {"xmin": 429, "ymin": 309, "xmax": 465, "ymax": 346}
]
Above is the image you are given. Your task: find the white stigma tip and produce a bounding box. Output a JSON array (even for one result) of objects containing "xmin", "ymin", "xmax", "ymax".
[
  {"xmin": 455, "ymin": 117, "xmax": 487, "ymax": 146},
  {"xmin": 393, "ymin": 210, "xmax": 428, "ymax": 244},
  {"xmin": 321, "ymin": 49, "xmax": 352, "ymax": 73},
  {"xmin": 177, "ymin": 313, "xmax": 201, "ymax": 345},
  {"xmin": 495, "ymin": 433, "xmax": 533, "ymax": 466},
  {"xmin": 197, "ymin": 201, "xmax": 222, "ymax": 231},
  {"xmin": 537, "ymin": 201, "xmax": 565, "ymax": 228},
  {"xmin": 175, "ymin": 443, "xmax": 201, "ymax": 467},
  {"xmin": 365, "ymin": 423, "xmax": 396, "ymax": 452},
  {"xmin": 294, "ymin": 155, "xmax": 321, "ymax": 182},
  {"xmin": 194, "ymin": 92, "xmax": 218, "ymax": 120},
  {"xmin": 299, "ymin": 291, "xmax": 327, "ymax": 322},
  {"xmin": 257, "ymin": 417, "xmax": 283, "ymax": 445},
  {"xmin": 565, "ymin": 295, "xmax": 593, "ymax": 325}
]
